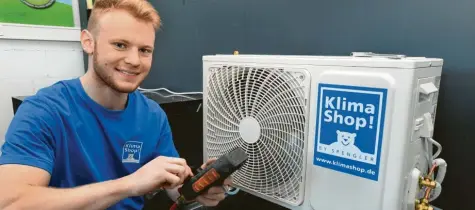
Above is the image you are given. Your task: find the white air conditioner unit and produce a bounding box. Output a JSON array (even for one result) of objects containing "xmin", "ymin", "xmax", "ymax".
[{"xmin": 201, "ymin": 52, "xmax": 447, "ymax": 210}]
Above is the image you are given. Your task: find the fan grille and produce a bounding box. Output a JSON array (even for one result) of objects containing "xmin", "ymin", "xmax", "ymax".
[{"xmin": 204, "ymin": 65, "xmax": 309, "ymax": 205}]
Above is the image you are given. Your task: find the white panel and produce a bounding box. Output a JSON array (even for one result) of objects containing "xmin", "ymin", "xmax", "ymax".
[
  {"xmin": 0, "ymin": 24, "xmax": 80, "ymax": 42},
  {"xmin": 32, "ymin": 77, "xmax": 77, "ymax": 92},
  {"xmin": 0, "ymin": 39, "xmax": 85, "ymax": 149},
  {"xmin": 308, "ymin": 69, "xmax": 396, "ymax": 210},
  {"xmin": 0, "ymin": 48, "xmax": 47, "ymax": 79},
  {"xmin": 43, "ymin": 45, "xmax": 85, "ymax": 78}
]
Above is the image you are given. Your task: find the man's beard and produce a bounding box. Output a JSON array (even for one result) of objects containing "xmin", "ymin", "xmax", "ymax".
[{"xmin": 92, "ymin": 49, "xmax": 138, "ymax": 94}]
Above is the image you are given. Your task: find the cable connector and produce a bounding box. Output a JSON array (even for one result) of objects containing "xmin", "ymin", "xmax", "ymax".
[
  {"xmin": 415, "ymin": 198, "xmax": 434, "ymax": 210},
  {"xmin": 420, "ymin": 112, "xmax": 434, "ymax": 138},
  {"xmin": 419, "ymin": 177, "xmax": 436, "ymax": 189}
]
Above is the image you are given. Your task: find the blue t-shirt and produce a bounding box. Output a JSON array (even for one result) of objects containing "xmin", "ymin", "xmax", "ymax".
[{"xmin": 0, "ymin": 78, "xmax": 179, "ymax": 209}]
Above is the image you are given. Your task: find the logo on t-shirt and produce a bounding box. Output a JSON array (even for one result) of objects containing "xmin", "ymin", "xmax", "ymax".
[{"xmin": 122, "ymin": 141, "xmax": 143, "ymax": 163}]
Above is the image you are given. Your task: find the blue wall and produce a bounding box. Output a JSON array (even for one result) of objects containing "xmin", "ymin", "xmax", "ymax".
[{"xmin": 144, "ymin": 0, "xmax": 475, "ymax": 209}]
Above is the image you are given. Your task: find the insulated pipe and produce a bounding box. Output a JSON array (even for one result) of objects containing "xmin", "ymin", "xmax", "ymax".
[
  {"xmin": 432, "ymin": 158, "xmax": 447, "ymax": 184},
  {"xmin": 429, "ymin": 182, "xmax": 442, "ymax": 202}
]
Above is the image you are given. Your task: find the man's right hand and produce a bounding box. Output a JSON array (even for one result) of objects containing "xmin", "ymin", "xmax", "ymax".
[
  {"xmin": 0, "ymin": 156, "xmax": 193, "ymax": 210},
  {"xmin": 124, "ymin": 156, "xmax": 193, "ymax": 197}
]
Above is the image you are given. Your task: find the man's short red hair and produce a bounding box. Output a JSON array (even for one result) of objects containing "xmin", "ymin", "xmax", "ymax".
[{"xmin": 87, "ymin": 0, "xmax": 161, "ymax": 34}]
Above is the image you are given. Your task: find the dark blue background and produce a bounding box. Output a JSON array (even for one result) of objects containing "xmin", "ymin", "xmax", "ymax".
[{"xmin": 138, "ymin": 0, "xmax": 474, "ymax": 208}]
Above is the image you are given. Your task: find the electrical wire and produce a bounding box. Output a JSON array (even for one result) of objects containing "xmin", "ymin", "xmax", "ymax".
[
  {"xmin": 422, "ymin": 137, "xmax": 443, "ymax": 181},
  {"xmin": 144, "ymin": 91, "xmax": 197, "ymax": 100},
  {"xmin": 169, "ymin": 202, "xmax": 178, "ymax": 210},
  {"xmin": 141, "ymin": 86, "xmax": 239, "ymax": 208},
  {"xmin": 423, "ymin": 138, "xmax": 432, "ymax": 173},
  {"xmin": 138, "ymin": 87, "xmax": 203, "ymax": 95},
  {"xmin": 428, "ymin": 138, "xmax": 442, "ymax": 159},
  {"xmin": 226, "ymin": 187, "xmax": 240, "ymax": 195},
  {"xmin": 421, "ymin": 136, "xmax": 445, "ymax": 203},
  {"xmin": 168, "ymin": 186, "xmax": 241, "ymax": 210},
  {"xmin": 138, "ymin": 86, "xmax": 203, "ymax": 101}
]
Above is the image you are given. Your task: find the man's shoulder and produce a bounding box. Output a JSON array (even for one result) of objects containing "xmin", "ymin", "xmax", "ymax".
[
  {"xmin": 8, "ymin": 79, "xmax": 79, "ymax": 142},
  {"xmin": 28, "ymin": 78, "xmax": 76, "ymax": 99},
  {"xmin": 133, "ymin": 91, "xmax": 167, "ymax": 117},
  {"xmin": 22, "ymin": 78, "xmax": 78, "ymax": 113}
]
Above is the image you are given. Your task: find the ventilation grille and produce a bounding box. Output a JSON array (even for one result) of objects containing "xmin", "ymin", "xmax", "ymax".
[{"xmin": 204, "ymin": 65, "xmax": 309, "ymax": 206}]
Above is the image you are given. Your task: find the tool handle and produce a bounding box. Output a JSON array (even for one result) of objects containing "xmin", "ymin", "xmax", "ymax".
[{"xmin": 180, "ymin": 147, "xmax": 248, "ymax": 200}]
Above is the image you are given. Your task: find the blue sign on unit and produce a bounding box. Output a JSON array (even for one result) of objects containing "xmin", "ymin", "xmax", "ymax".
[{"xmin": 313, "ymin": 83, "xmax": 387, "ymax": 181}]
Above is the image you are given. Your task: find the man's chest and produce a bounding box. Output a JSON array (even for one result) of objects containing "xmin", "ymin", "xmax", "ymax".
[
  {"xmin": 51, "ymin": 114, "xmax": 161, "ymax": 183},
  {"xmin": 75, "ymin": 118, "xmax": 158, "ymax": 162}
]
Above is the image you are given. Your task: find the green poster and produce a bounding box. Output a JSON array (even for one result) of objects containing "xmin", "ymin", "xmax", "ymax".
[{"xmin": 0, "ymin": 0, "xmax": 74, "ymax": 27}]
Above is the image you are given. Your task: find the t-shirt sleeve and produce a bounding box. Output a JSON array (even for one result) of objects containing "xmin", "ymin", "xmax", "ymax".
[
  {"xmin": 0, "ymin": 97, "xmax": 57, "ymax": 174},
  {"xmin": 154, "ymin": 110, "xmax": 180, "ymax": 158}
]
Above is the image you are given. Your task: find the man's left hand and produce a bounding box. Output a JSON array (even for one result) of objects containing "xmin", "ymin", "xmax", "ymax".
[{"xmin": 194, "ymin": 158, "xmax": 232, "ymax": 207}]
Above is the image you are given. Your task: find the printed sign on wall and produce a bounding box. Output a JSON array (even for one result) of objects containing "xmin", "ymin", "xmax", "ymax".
[
  {"xmin": 0, "ymin": 0, "xmax": 74, "ymax": 27},
  {"xmin": 313, "ymin": 83, "xmax": 387, "ymax": 181}
]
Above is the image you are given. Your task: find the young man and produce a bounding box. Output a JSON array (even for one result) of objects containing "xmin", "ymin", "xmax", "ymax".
[{"xmin": 0, "ymin": 0, "xmax": 230, "ymax": 209}]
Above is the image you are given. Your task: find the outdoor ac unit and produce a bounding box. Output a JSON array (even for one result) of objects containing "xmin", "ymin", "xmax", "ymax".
[{"xmin": 201, "ymin": 52, "xmax": 446, "ymax": 210}]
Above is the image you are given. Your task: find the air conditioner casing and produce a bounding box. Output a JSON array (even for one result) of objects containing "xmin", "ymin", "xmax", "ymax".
[{"xmin": 202, "ymin": 53, "xmax": 443, "ymax": 210}]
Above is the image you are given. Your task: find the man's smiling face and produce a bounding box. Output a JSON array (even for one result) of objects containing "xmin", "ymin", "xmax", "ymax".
[{"xmin": 90, "ymin": 9, "xmax": 156, "ymax": 93}]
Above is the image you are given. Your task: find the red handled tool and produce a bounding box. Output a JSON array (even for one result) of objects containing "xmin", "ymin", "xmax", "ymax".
[{"xmin": 170, "ymin": 147, "xmax": 248, "ymax": 210}]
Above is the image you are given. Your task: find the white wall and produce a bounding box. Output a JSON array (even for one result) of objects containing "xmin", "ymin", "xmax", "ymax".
[
  {"xmin": 0, "ymin": 0, "xmax": 84, "ymax": 151},
  {"xmin": 0, "ymin": 38, "xmax": 85, "ymax": 149}
]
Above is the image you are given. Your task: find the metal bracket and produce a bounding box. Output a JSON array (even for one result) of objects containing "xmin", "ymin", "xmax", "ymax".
[{"xmin": 352, "ymin": 52, "xmax": 407, "ymax": 59}]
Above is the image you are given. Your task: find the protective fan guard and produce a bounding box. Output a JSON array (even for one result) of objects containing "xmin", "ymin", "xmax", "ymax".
[{"xmin": 204, "ymin": 65, "xmax": 309, "ymax": 206}]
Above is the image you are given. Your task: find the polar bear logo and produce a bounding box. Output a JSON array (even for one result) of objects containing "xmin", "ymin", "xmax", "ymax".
[{"xmin": 329, "ymin": 130, "xmax": 362, "ymax": 154}]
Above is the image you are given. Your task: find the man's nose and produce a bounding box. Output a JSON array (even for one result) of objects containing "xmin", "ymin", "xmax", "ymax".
[{"xmin": 124, "ymin": 50, "xmax": 140, "ymax": 67}]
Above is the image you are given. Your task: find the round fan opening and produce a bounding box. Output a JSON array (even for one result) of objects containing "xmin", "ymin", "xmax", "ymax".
[{"xmin": 205, "ymin": 65, "xmax": 308, "ymax": 205}]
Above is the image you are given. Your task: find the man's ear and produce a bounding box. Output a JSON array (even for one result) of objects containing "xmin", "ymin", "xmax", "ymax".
[{"xmin": 80, "ymin": 29, "xmax": 95, "ymax": 55}]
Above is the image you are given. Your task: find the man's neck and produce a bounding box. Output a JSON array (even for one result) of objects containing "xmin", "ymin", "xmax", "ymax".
[{"xmin": 80, "ymin": 70, "xmax": 128, "ymax": 110}]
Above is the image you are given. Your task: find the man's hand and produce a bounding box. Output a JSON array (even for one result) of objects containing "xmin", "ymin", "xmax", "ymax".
[
  {"xmin": 195, "ymin": 158, "xmax": 233, "ymax": 207},
  {"xmin": 0, "ymin": 158, "xmax": 193, "ymax": 210},
  {"xmin": 125, "ymin": 156, "xmax": 193, "ymax": 197}
]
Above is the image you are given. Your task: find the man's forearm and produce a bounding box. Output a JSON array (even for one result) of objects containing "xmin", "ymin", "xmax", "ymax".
[{"xmin": 1, "ymin": 176, "xmax": 133, "ymax": 210}]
